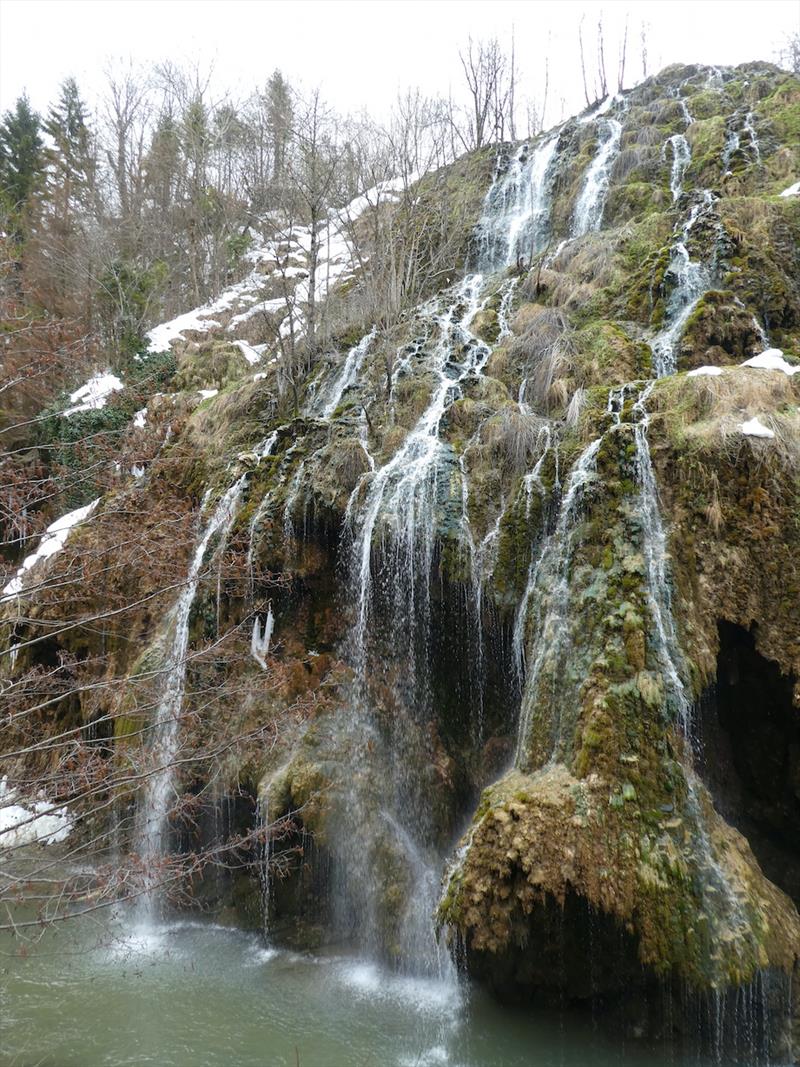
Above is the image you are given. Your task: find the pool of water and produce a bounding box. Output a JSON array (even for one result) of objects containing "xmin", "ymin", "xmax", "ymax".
[{"xmin": 0, "ymin": 911, "xmax": 735, "ymax": 1067}]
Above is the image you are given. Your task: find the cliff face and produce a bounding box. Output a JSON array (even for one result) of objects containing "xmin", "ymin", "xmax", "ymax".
[{"xmin": 3, "ymin": 61, "xmax": 800, "ymax": 1050}]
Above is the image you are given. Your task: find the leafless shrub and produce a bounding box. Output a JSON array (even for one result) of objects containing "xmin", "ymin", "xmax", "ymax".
[
  {"xmin": 509, "ymin": 308, "xmax": 576, "ymax": 413},
  {"xmin": 481, "ymin": 409, "xmax": 548, "ymax": 475}
]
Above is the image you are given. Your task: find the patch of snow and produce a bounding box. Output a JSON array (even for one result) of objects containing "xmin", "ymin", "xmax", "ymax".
[
  {"xmin": 688, "ymin": 365, "xmax": 723, "ymax": 377},
  {"xmin": 0, "ymin": 777, "xmax": 72, "ymax": 847},
  {"xmin": 227, "ymin": 298, "xmax": 287, "ymax": 330},
  {"xmin": 62, "ymin": 372, "xmax": 123, "ymax": 416},
  {"xmin": 1, "ymin": 499, "xmax": 100, "ymax": 602},
  {"xmin": 739, "ymin": 417, "xmax": 775, "ymax": 439},
  {"xmin": 741, "ymin": 348, "xmax": 799, "ymax": 376},
  {"xmin": 779, "ymin": 180, "xmax": 800, "ymax": 198},
  {"xmin": 232, "ymin": 340, "xmax": 262, "ymax": 364},
  {"xmin": 253, "ymin": 372, "xmax": 268, "ymax": 382},
  {"xmin": 133, "ymin": 407, "xmax": 147, "ymax": 429},
  {"xmin": 198, "ymin": 389, "xmax": 219, "ymax": 400},
  {"xmin": 131, "ymin": 464, "xmax": 145, "ymax": 478}
]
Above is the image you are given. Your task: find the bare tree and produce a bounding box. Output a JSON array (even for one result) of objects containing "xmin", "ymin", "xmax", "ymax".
[{"xmin": 455, "ymin": 37, "xmax": 515, "ymax": 151}]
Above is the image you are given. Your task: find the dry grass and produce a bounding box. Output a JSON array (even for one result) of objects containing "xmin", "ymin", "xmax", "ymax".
[
  {"xmin": 551, "ymin": 230, "xmax": 619, "ymax": 288},
  {"xmin": 634, "ymin": 125, "xmax": 665, "ymax": 148},
  {"xmin": 480, "ymin": 409, "xmax": 550, "ymax": 475},
  {"xmin": 565, "ymin": 386, "xmax": 587, "ymax": 428},
  {"xmin": 655, "ymin": 367, "xmax": 800, "ymax": 469},
  {"xmin": 508, "ymin": 307, "xmax": 576, "ymax": 413}
]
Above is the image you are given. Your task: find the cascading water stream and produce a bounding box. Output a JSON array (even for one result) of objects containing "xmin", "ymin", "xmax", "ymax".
[
  {"xmin": 723, "ymin": 109, "xmax": 761, "ymax": 174},
  {"xmin": 630, "ymin": 387, "xmax": 753, "ymax": 949},
  {"xmin": 664, "ymin": 94, "xmax": 693, "ymax": 202},
  {"xmin": 322, "ymin": 275, "xmax": 494, "ymax": 976},
  {"xmin": 650, "ymin": 189, "xmax": 717, "ymax": 377},
  {"xmin": 246, "ymin": 430, "xmax": 280, "ymax": 592},
  {"xmin": 317, "ymin": 132, "xmax": 567, "ymax": 976},
  {"xmin": 134, "ymin": 476, "xmax": 247, "ymax": 923},
  {"xmin": 572, "ymin": 114, "xmax": 623, "ymax": 237},
  {"xmin": 475, "ymin": 135, "xmax": 559, "ymax": 271},
  {"xmin": 512, "ymin": 421, "xmax": 610, "ymax": 762},
  {"xmin": 347, "ymin": 273, "xmax": 491, "ymax": 670},
  {"xmin": 317, "ymin": 327, "xmax": 377, "ymax": 419}
]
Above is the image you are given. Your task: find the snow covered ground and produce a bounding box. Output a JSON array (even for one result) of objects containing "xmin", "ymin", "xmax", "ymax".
[
  {"xmin": 62, "ymin": 372, "xmax": 124, "ymax": 416},
  {"xmin": 1, "ymin": 499, "xmax": 100, "ymax": 602},
  {"xmin": 741, "ymin": 348, "xmax": 799, "ymax": 376},
  {"xmin": 0, "ymin": 777, "xmax": 72, "ymax": 847},
  {"xmin": 145, "ymin": 177, "xmax": 412, "ymax": 357}
]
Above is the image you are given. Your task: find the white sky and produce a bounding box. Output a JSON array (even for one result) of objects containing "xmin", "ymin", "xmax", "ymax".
[{"xmin": 1, "ymin": 0, "xmax": 798, "ymax": 126}]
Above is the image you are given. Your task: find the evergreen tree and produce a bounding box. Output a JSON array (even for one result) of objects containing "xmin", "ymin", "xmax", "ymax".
[
  {"xmin": 265, "ymin": 70, "xmax": 293, "ymax": 181},
  {"xmin": 0, "ymin": 94, "xmax": 44, "ymax": 234},
  {"xmin": 44, "ymin": 77, "xmax": 96, "ymax": 225}
]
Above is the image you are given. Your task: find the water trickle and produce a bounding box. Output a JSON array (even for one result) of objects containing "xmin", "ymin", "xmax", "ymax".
[
  {"xmin": 722, "ymin": 125, "xmax": 741, "ymax": 175},
  {"xmin": 650, "ymin": 190, "xmax": 717, "ymax": 377},
  {"xmin": 256, "ymin": 794, "xmax": 272, "ymax": 941},
  {"xmin": 723, "ymin": 110, "xmax": 761, "ymax": 175},
  {"xmin": 572, "ymin": 116, "xmax": 623, "ymax": 237},
  {"xmin": 512, "ymin": 434, "xmax": 602, "ymax": 759},
  {"xmin": 744, "ymin": 110, "xmax": 761, "ymax": 163},
  {"xmin": 282, "ymin": 460, "xmax": 308, "ymax": 549},
  {"xmin": 317, "ymin": 327, "xmax": 377, "ymax": 419},
  {"xmin": 245, "ymin": 432, "xmax": 281, "ymax": 593},
  {"xmin": 134, "ymin": 477, "xmax": 247, "ymax": 922},
  {"xmin": 511, "ymin": 426, "xmax": 555, "ymax": 683},
  {"xmin": 664, "ymin": 118, "xmax": 692, "ymax": 201}
]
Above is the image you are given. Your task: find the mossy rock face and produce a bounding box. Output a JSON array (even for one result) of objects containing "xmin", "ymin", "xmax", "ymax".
[
  {"xmin": 441, "ymin": 764, "xmax": 799, "ymax": 993},
  {"xmin": 442, "ymin": 366, "xmax": 800, "ymax": 1006},
  {"xmin": 677, "ymin": 290, "xmax": 765, "ymax": 369}
]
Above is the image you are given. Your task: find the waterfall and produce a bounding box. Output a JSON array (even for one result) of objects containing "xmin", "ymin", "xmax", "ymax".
[
  {"xmin": 724, "ymin": 109, "xmax": 762, "ymax": 174},
  {"xmin": 630, "ymin": 387, "xmax": 752, "ymax": 951},
  {"xmin": 510, "ymin": 426, "xmax": 555, "ymax": 682},
  {"xmin": 134, "ymin": 477, "xmax": 247, "ymax": 921},
  {"xmin": 572, "ymin": 116, "xmax": 623, "ymax": 236},
  {"xmin": 317, "ymin": 327, "xmax": 376, "ymax": 419},
  {"xmin": 666, "ymin": 134, "xmax": 692, "ymax": 201},
  {"xmin": 246, "ymin": 431, "xmax": 281, "ymax": 590},
  {"xmin": 347, "ymin": 274, "xmax": 490, "ymax": 668},
  {"xmin": 650, "ymin": 190, "xmax": 716, "ymax": 377},
  {"xmin": 316, "ymin": 130, "xmax": 574, "ymax": 973},
  {"xmin": 744, "ymin": 110, "xmax": 761, "ymax": 163},
  {"xmin": 722, "ymin": 125, "xmax": 741, "ymax": 175},
  {"xmin": 512, "ymin": 421, "xmax": 611, "ymax": 764},
  {"xmin": 663, "ymin": 94, "xmax": 693, "ymax": 203},
  {"xmin": 474, "ymin": 135, "xmax": 559, "ymax": 271}
]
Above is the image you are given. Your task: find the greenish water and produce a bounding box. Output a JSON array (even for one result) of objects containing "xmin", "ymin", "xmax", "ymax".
[{"xmin": 0, "ymin": 913, "xmax": 718, "ymax": 1067}]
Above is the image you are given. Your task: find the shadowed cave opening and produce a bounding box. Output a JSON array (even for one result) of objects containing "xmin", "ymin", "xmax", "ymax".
[{"xmin": 695, "ymin": 620, "xmax": 800, "ymax": 905}]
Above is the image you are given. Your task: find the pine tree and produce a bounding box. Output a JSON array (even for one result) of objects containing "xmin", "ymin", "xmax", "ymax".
[
  {"xmin": 265, "ymin": 70, "xmax": 293, "ymax": 182},
  {"xmin": 44, "ymin": 77, "xmax": 96, "ymax": 226},
  {"xmin": 0, "ymin": 94, "xmax": 44, "ymax": 235}
]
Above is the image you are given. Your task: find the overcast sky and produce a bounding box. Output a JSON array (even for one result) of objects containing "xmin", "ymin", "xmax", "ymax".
[{"xmin": 1, "ymin": 0, "xmax": 798, "ymax": 126}]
